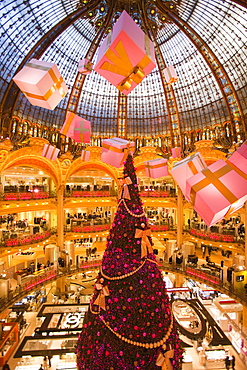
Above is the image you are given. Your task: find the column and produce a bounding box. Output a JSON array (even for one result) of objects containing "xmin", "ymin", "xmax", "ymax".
[
  {"xmin": 57, "ymin": 185, "xmax": 64, "ymax": 251},
  {"xmin": 177, "ymin": 187, "xmax": 183, "ymax": 249},
  {"xmin": 175, "ymin": 273, "xmax": 185, "ymax": 287}
]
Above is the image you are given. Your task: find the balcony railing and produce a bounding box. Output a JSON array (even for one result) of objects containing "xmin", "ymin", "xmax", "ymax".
[
  {"xmin": 1, "ymin": 228, "xmax": 56, "ymax": 247},
  {"xmin": 1, "ymin": 258, "xmax": 247, "ymax": 314},
  {"xmin": 1, "ymin": 191, "xmax": 56, "ymax": 201},
  {"xmin": 189, "ymin": 227, "xmax": 244, "ymax": 244}
]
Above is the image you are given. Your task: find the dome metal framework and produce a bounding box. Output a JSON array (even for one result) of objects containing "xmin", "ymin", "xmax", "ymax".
[{"xmin": 0, "ymin": 0, "xmax": 247, "ymax": 155}]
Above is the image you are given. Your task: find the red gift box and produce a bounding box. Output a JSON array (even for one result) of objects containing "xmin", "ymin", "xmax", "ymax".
[
  {"xmin": 145, "ymin": 158, "xmax": 168, "ymax": 179},
  {"xmin": 94, "ymin": 11, "xmax": 156, "ymax": 95},
  {"xmin": 13, "ymin": 59, "xmax": 68, "ymax": 110},
  {"xmin": 186, "ymin": 159, "xmax": 247, "ymax": 226},
  {"xmin": 41, "ymin": 144, "xmax": 60, "ymax": 161},
  {"xmin": 101, "ymin": 137, "xmax": 135, "ymax": 168},
  {"xmin": 171, "ymin": 153, "xmax": 206, "ymax": 199},
  {"xmin": 60, "ymin": 112, "xmax": 91, "ymax": 143}
]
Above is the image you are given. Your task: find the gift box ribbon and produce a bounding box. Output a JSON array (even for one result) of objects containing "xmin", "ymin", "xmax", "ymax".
[
  {"xmin": 135, "ymin": 228, "xmax": 153, "ymax": 258},
  {"xmin": 156, "ymin": 350, "xmax": 174, "ymax": 369},
  {"xmin": 74, "ymin": 119, "xmax": 91, "ymax": 142},
  {"xmin": 174, "ymin": 153, "xmax": 205, "ymax": 175},
  {"xmin": 101, "ymin": 34, "xmax": 152, "ymax": 91},
  {"xmin": 24, "ymin": 62, "xmax": 67, "ymax": 101},
  {"xmin": 190, "ymin": 164, "xmax": 239, "ymax": 206}
]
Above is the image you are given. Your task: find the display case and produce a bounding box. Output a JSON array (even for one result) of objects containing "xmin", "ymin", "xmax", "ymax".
[
  {"xmin": 204, "ymin": 349, "xmax": 226, "ymax": 369},
  {"xmin": 182, "ymin": 354, "xmax": 193, "ymax": 369},
  {"xmin": 0, "ymin": 322, "xmax": 19, "ymax": 366}
]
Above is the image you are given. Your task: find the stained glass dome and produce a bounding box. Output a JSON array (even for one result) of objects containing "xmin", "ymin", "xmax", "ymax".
[{"xmin": 0, "ymin": 0, "xmax": 247, "ymax": 153}]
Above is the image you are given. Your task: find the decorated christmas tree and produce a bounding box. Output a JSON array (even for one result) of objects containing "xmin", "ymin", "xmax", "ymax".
[{"xmin": 77, "ymin": 154, "xmax": 183, "ymax": 370}]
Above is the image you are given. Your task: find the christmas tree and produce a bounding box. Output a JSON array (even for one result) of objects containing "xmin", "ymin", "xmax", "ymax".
[{"xmin": 77, "ymin": 154, "xmax": 183, "ymax": 370}]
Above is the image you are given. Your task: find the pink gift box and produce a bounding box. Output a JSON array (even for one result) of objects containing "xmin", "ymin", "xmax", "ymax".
[
  {"xmin": 186, "ymin": 159, "xmax": 247, "ymax": 226},
  {"xmin": 81, "ymin": 150, "xmax": 90, "ymax": 162},
  {"xmin": 94, "ymin": 10, "xmax": 156, "ymax": 95},
  {"xmin": 13, "ymin": 58, "xmax": 68, "ymax": 110},
  {"xmin": 78, "ymin": 58, "xmax": 93, "ymax": 74},
  {"xmin": 101, "ymin": 137, "xmax": 135, "ymax": 168},
  {"xmin": 164, "ymin": 65, "xmax": 178, "ymax": 84},
  {"xmin": 145, "ymin": 158, "xmax": 168, "ymax": 179},
  {"xmin": 228, "ymin": 140, "xmax": 247, "ymax": 174},
  {"xmin": 41, "ymin": 144, "xmax": 60, "ymax": 161},
  {"xmin": 171, "ymin": 147, "xmax": 181, "ymax": 158},
  {"xmin": 60, "ymin": 112, "xmax": 91, "ymax": 143},
  {"xmin": 171, "ymin": 153, "xmax": 206, "ymax": 199}
]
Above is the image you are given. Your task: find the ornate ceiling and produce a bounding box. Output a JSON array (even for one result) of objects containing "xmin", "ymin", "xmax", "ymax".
[{"xmin": 0, "ymin": 0, "xmax": 247, "ymax": 148}]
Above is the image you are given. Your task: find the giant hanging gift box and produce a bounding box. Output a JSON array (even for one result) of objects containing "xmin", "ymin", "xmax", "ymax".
[
  {"xmin": 171, "ymin": 152, "xmax": 206, "ymax": 199},
  {"xmin": 81, "ymin": 150, "xmax": 90, "ymax": 162},
  {"xmin": 78, "ymin": 58, "xmax": 93, "ymax": 75},
  {"xmin": 186, "ymin": 159, "xmax": 247, "ymax": 226},
  {"xmin": 12, "ymin": 59, "xmax": 68, "ymax": 110},
  {"xmin": 164, "ymin": 65, "xmax": 178, "ymax": 84},
  {"xmin": 94, "ymin": 10, "xmax": 156, "ymax": 95},
  {"xmin": 145, "ymin": 158, "xmax": 168, "ymax": 179},
  {"xmin": 41, "ymin": 144, "xmax": 60, "ymax": 161},
  {"xmin": 228, "ymin": 140, "xmax": 247, "ymax": 174},
  {"xmin": 60, "ymin": 112, "xmax": 91, "ymax": 143},
  {"xmin": 171, "ymin": 147, "xmax": 181, "ymax": 158},
  {"xmin": 101, "ymin": 137, "xmax": 135, "ymax": 168}
]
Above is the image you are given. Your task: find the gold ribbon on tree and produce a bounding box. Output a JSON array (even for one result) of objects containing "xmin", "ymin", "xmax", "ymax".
[
  {"xmin": 135, "ymin": 228, "xmax": 153, "ymax": 258},
  {"xmin": 156, "ymin": 349, "xmax": 174, "ymax": 370},
  {"xmin": 118, "ymin": 176, "xmax": 132, "ymax": 200},
  {"xmin": 93, "ymin": 281, "xmax": 110, "ymax": 310}
]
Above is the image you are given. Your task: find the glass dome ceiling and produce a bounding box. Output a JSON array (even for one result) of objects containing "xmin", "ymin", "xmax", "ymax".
[{"xmin": 0, "ymin": 0, "xmax": 247, "ymax": 150}]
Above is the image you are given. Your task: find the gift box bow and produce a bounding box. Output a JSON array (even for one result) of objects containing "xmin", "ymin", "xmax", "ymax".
[{"xmin": 101, "ymin": 34, "xmax": 152, "ymax": 92}]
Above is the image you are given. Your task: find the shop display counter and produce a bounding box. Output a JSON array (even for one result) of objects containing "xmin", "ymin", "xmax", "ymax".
[
  {"xmin": 204, "ymin": 349, "xmax": 226, "ymax": 369},
  {"xmin": 182, "ymin": 354, "xmax": 193, "ymax": 369},
  {"xmin": 0, "ymin": 322, "xmax": 19, "ymax": 366},
  {"xmin": 56, "ymin": 362, "xmax": 77, "ymax": 370}
]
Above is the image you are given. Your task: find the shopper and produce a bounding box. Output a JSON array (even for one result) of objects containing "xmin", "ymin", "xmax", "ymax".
[
  {"xmin": 225, "ymin": 356, "xmax": 230, "ymax": 370},
  {"xmin": 48, "ymin": 355, "xmax": 52, "ymax": 368},
  {"xmin": 231, "ymin": 355, "xmax": 235, "ymax": 370},
  {"xmin": 2, "ymin": 361, "xmax": 10, "ymax": 370},
  {"xmin": 43, "ymin": 357, "xmax": 48, "ymax": 370}
]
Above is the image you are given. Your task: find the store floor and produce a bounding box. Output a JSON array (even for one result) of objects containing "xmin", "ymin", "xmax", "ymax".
[{"xmin": 7, "ymin": 297, "xmax": 247, "ymax": 370}]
